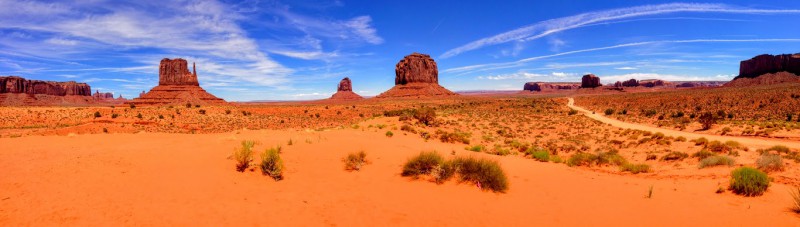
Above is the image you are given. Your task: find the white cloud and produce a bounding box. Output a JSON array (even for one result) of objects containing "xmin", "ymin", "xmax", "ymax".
[
  {"xmin": 478, "ymin": 72, "xmax": 548, "ymax": 80},
  {"xmin": 0, "ymin": 1, "xmax": 292, "ymax": 88},
  {"xmin": 440, "ymin": 3, "xmax": 800, "ymax": 58},
  {"xmin": 343, "ymin": 16, "xmax": 384, "ymax": 45},
  {"xmin": 445, "ymin": 39, "xmax": 800, "ymax": 74},
  {"xmin": 615, "ymin": 67, "xmax": 637, "ymax": 70},
  {"xmin": 548, "ymin": 38, "xmax": 567, "ymax": 52}
]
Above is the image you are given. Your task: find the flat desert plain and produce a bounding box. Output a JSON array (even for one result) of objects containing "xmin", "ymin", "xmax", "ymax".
[{"xmin": 1, "ymin": 94, "xmax": 800, "ymax": 226}]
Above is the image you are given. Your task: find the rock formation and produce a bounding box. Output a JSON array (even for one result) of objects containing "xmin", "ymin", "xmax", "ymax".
[
  {"xmin": 329, "ymin": 77, "xmax": 363, "ymax": 100},
  {"xmin": 0, "ymin": 76, "xmax": 91, "ymax": 96},
  {"xmin": 675, "ymin": 81, "xmax": 726, "ymax": 88},
  {"xmin": 614, "ymin": 79, "xmax": 639, "ymax": 87},
  {"xmin": 735, "ymin": 53, "xmax": 800, "ymax": 79},
  {"xmin": 523, "ymin": 82, "xmax": 581, "ymax": 92},
  {"xmin": 639, "ymin": 79, "xmax": 669, "ymax": 87},
  {"xmin": 581, "ymin": 74, "xmax": 601, "ymax": 88},
  {"xmin": 726, "ymin": 72, "xmax": 800, "ymax": 87},
  {"xmin": 127, "ymin": 58, "xmax": 225, "ymax": 105},
  {"xmin": 0, "ymin": 76, "xmax": 94, "ymax": 105},
  {"xmin": 93, "ymin": 90, "xmax": 114, "ymax": 100},
  {"xmin": 376, "ymin": 53, "xmax": 456, "ymax": 98}
]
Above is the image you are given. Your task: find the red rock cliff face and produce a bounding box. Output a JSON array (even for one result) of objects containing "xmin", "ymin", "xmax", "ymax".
[
  {"xmin": 736, "ymin": 53, "xmax": 800, "ymax": 79},
  {"xmin": 524, "ymin": 82, "xmax": 580, "ymax": 91},
  {"xmin": 159, "ymin": 58, "xmax": 200, "ymax": 86},
  {"xmin": 338, "ymin": 77, "xmax": 353, "ymax": 92},
  {"xmin": 0, "ymin": 76, "xmax": 91, "ymax": 96},
  {"xmin": 395, "ymin": 53, "xmax": 438, "ymax": 85},
  {"xmin": 581, "ymin": 74, "xmax": 601, "ymax": 88}
]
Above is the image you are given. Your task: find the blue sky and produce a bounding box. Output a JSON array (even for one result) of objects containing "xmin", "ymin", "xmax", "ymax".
[{"xmin": 1, "ymin": 1, "xmax": 799, "ymax": 101}]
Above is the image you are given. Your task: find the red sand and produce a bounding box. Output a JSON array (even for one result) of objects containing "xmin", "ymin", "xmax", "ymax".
[{"xmin": 1, "ymin": 121, "xmax": 798, "ymax": 226}]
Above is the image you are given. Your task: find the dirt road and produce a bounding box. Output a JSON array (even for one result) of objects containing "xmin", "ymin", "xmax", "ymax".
[{"xmin": 568, "ymin": 98, "xmax": 800, "ymax": 150}]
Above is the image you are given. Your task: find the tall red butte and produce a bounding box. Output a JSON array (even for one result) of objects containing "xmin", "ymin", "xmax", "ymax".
[
  {"xmin": 329, "ymin": 77, "xmax": 363, "ymax": 100},
  {"xmin": 127, "ymin": 58, "xmax": 225, "ymax": 105},
  {"xmin": 376, "ymin": 53, "xmax": 456, "ymax": 98}
]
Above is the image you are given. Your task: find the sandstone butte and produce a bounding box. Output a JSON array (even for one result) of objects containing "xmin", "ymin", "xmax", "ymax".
[
  {"xmin": 375, "ymin": 53, "xmax": 456, "ymax": 98},
  {"xmin": 329, "ymin": 77, "xmax": 363, "ymax": 100},
  {"xmin": 523, "ymin": 82, "xmax": 580, "ymax": 92},
  {"xmin": 127, "ymin": 58, "xmax": 226, "ymax": 106},
  {"xmin": 580, "ymin": 74, "xmax": 602, "ymax": 88},
  {"xmin": 727, "ymin": 53, "xmax": 800, "ymax": 87},
  {"xmin": 0, "ymin": 76, "xmax": 95, "ymax": 105}
]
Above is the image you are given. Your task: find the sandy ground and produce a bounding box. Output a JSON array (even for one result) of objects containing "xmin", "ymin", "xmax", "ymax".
[
  {"xmin": 1, "ymin": 118, "xmax": 799, "ymax": 226},
  {"xmin": 568, "ymin": 98, "xmax": 800, "ymax": 150}
]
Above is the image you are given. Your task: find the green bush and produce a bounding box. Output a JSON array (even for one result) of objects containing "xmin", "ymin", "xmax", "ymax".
[
  {"xmin": 705, "ymin": 141, "xmax": 732, "ymax": 153},
  {"xmin": 466, "ymin": 145, "xmax": 486, "ymax": 152},
  {"xmin": 401, "ymin": 151, "xmax": 444, "ymax": 177},
  {"xmin": 756, "ymin": 153, "xmax": 784, "ymax": 172},
  {"xmin": 620, "ymin": 163, "xmax": 650, "ymax": 174},
  {"xmin": 233, "ymin": 140, "xmax": 256, "ymax": 172},
  {"xmin": 260, "ymin": 147, "xmax": 284, "ymax": 181},
  {"xmin": 94, "ymin": 111, "xmax": 101, "ymax": 118},
  {"xmin": 343, "ymin": 151, "xmax": 368, "ymax": 171},
  {"xmin": 791, "ymin": 187, "xmax": 800, "ymax": 213},
  {"xmin": 385, "ymin": 131, "xmax": 394, "ymax": 137},
  {"xmin": 567, "ymin": 152, "xmax": 598, "ymax": 167},
  {"xmin": 439, "ymin": 130, "xmax": 471, "ymax": 144},
  {"xmin": 414, "ymin": 108, "xmax": 437, "ymax": 126},
  {"xmin": 729, "ymin": 167, "xmax": 769, "ymax": 196},
  {"xmin": 568, "ymin": 109, "xmax": 578, "ymax": 115},
  {"xmin": 527, "ymin": 148, "xmax": 550, "ymax": 162},
  {"xmin": 692, "ymin": 137, "xmax": 709, "ymax": 146},
  {"xmin": 660, "ymin": 151, "xmax": 689, "ymax": 161},
  {"xmin": 692, "ymin": 150, "xmax": 715, "ymax": 160},
  {"xmin": 596, "ymin": 151, "xmax": 627, "ymax": 166},
  {"xmin": 604, "ymin": 108, "xmax": 615, "ymax": 115},
  {"xmin": 699, "ymin": 155, "xmax": 735, "ymax": 168},
  {"xmin": 450, "ymin": 156, "xmax": 508, "ymax": 192},
  {"xmin": 765, "ymin": 145, "xmax": 791, "ymax": 154}
]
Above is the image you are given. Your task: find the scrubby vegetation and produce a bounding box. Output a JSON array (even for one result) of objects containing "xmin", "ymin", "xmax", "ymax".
[
  {"xmin": 233, "ymin": 140, "xmax": 255, "ymax": 172},
  {"xmin": 699, "ymin": 155, "xmax": 735, "ymax": 168},
  {"xmin": 343, "ymin": 151, "xmax": 368, "ymax": 171},
  {"xmin": 260, "ymin": 146, "xmax": 284, "ymax": 181},
  {"xmin": 729, "ymin": 167, "xmax": 769, "ymax": 197},
  {"xmin": 756, "ymin": 153, "xmax": 784, "ymax": 172},
  {"xmin": 620, "ymin": 163, "xmax": 650, "ymax": 174},
  {"xmin": 401, "ymin": 151, "xmax": 508, "ymax": 192}
]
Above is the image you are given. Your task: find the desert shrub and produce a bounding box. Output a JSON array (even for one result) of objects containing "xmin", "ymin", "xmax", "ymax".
[
  {"xmin": 699, "ymin": 112, "xmax": 717, "ymax": 130},
  {"xmin": 699, "ymin": 155, "xmax": 735, "ymax": 168},
  {"xmin": 567, "ymin": 152, "xmax": 598, "ymax": 167},
  {"xmin": 129, "ymin": 103, "xmax": 136, "ymax": 109},
  {"xmin": 225, "ymin": 109, "xmax": 231, "ymax": 114},
  {"xmin": 401, "ymin": 151, "xmax": 444, "ymax": 177},
  {"xmin": 660, "ymin": 151, "xmax": 688, "ymax": 161},
  {"xmin": 692, "ymin": 150, "xmax": 715, "ymax": 160},
  {"xmin": 450, "ymin": 156, "xmax": 508, "ymax": 192},
  {"xmin": 400, "ymin": 124, "xmax": 416, "ymax": 133},
  {"xmin": 568, "ymin": 109, "xmax": 578, "ymax": 115},
  {"xmin": 729, "ymin": 167, "xmax": 769, "ymax": 196},
  {"xmin": 620, "ymin": 163, "xmax": 650, "ymax": 174},
  {"xmin": 526, "ymin": 147, "xmax": 550, "ymax": 162},
  {"xmin": 94, "ymin": 111, "xmax": 101, "ymax": 118},
  {"xmin": 674, "ymin": 136, "xmax": 686, "ymax": 142},
  {"xmin": 438, "ymin": 130, "xmax": 471, "ymax": 144},
  {"xmin": 756, "ymin": 153, "xmax": 784, "ymax": 172},
  {"xmin": 414, "ymin": 108, "xmax": 437, "ymax": 126},
  {"xmin": 791, "ymin": 188, "xmax": 800, "ymax": 213},
  {"xmin": 111, "ymin": 113, "xmax": 119, "ymax": 119},
  {"xmin": 604, "ymin": 108, "xmax": 615, "ymax": 115},
  {"xmin": 343, "ymin": 151, "xmax": 368, "ymax": 171},
  {"xmin": 705, "ymin": 141, "xmax": 731, "ymax": 153},
  {"xmin": 596, "ymin": 151, "xmax": 627, "ymax": 166},
  {"xmin": 432, "ymin": 160, "xmax": 456, "ymax": 184},
  {"xmin": 764, "ymin": 145, "xmax": 791, "ymax": 154},
  {"xmin": 197, "ymin": 109, "xmax": 206, "ymax": 114},
  {"xmin": 260, "ymin": 147, "xmax": 284, "ymax": 180},
  {"xmin": 385, "ymin": 131, "xmax": 394, "ymax": 137},
  {"xmin": 185, "ymin": 103, "xmax": 192, "ymax": 108},
  {"xmin": 692, "ymin": 137, "xmax": 709, "ymax": 146},
  {"xmin": 136, "ymin": 113, "xmax": 143, "ymax": 119},
  {"xmin": 233, "ymin": 140, "xmax": 256, "ymax": 172},
  {"xmin": 466, "ymin": 145, "xmax": 486, "ymax": 152},
  {"xmin": 646, "ymin": 154, "xmax": 657, "ymax": 161}
]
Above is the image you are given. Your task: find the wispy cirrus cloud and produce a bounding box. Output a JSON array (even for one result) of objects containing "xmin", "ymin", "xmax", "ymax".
[
  {"xmin": 602, "ymin": 73, "xmax": 734, "ymax": 83},
  {"xmin": 445, "ymin": 39, "xmax": 800, "ymax": 74},
  {"xmin": 440, "ymin": 3, "xmax": 800, "ymax": 58}
]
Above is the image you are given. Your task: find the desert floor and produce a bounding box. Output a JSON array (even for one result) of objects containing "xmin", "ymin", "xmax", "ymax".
[{"xmin": 1, "ymin": 113, "xmax": 799, "ymax": 226}]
